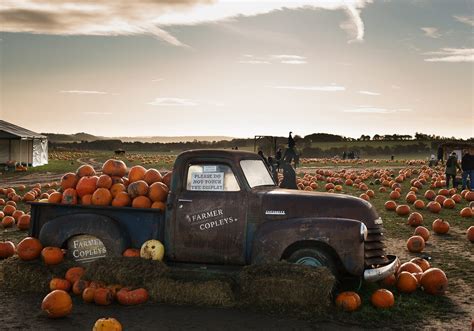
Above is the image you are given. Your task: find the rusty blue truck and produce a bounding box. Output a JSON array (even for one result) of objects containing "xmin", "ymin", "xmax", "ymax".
[{"xmin": 30, "ymin": 149, "xmax": 399, "ymax": 281}]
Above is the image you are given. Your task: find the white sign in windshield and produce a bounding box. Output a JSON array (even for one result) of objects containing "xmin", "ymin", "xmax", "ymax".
[{"xmin": 191, "ymin": 172, "xmax": 224, "ymax": 191}]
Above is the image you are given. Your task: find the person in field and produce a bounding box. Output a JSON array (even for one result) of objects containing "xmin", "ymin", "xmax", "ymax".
[
  {"xmin": 445, "ymin": 152, "xmax": 461, "ymax": 188},
  {"xmin": 258, "ymin": 150, "xmax": 269, "ymax": 167},
  {"xmin": 283, "ymin": 131, "xmax": 297, "ymax": 166},
  {"xmin": 461, "ymin": 151, "xmax": 474, "ymax": 190}
]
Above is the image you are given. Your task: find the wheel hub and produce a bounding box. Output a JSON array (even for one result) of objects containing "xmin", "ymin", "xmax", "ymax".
[{"xmin": 295, "ymin": 256, "xmax": 323, "ymax": 267}]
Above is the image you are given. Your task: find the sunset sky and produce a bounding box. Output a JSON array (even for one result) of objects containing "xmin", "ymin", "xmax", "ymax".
[{"xmin": 0, "ymin": 0, "xmax": 473, "ymax": 139}]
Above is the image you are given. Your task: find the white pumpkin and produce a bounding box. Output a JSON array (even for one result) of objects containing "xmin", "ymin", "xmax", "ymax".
[{"xmin": 140, "ymin": 240, "xmax": 164, "ymax": 261}]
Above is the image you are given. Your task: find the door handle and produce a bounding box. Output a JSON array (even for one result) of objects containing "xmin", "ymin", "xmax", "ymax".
[{"xmin": 178, "ymin": 199, "xmax": 193, "ymax": 203}]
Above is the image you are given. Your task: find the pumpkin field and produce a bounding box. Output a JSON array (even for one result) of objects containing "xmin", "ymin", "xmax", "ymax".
[{"xmin": 0, "ymin": 150, "xmax": 473, "ymax": 330}]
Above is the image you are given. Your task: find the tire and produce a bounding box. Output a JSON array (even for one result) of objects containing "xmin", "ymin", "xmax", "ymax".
[{"xmin": 287, "ymin": 248, "xmax": 339, "ymax": 279}]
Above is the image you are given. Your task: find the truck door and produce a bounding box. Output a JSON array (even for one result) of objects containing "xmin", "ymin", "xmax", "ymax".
[{"xmin": 171, "ymin": 162, "xmax": 247, "ymax": 264}]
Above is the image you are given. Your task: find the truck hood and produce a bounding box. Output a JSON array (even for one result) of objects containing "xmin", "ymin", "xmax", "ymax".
[{"xmin": 257, "ymin": 188, "xmax": 380, "ymax": 227}]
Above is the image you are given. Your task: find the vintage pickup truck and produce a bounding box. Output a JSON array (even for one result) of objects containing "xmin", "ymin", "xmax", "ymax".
[{"xmin": 30, "ymin": 149, "xmax": 398, "ymax": 281}]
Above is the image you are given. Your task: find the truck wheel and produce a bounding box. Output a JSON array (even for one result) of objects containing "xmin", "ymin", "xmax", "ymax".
[{"xmin": 287, "ymin": 248, "xmax": 339, "ymax": 279}]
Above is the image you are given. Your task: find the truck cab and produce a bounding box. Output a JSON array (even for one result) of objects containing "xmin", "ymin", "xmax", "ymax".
[{"xmin": 30, "ymin": 149, "xmax": 398, "ymax": 282}]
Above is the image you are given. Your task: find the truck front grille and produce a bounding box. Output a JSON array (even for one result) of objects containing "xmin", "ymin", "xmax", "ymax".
[{"xmin": 364, "ymin": 225, "xmax": 389, "ymax": 267}]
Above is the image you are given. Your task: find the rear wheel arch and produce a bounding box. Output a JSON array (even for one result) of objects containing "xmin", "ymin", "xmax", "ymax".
[{"xmin": 38, "ymin": 213, "xmax": 130, "ymax": 256}]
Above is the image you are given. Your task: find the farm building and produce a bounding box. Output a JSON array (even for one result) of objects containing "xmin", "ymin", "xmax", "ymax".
[
  {"xmin": 438, "ymin": 142, "xmax": 474, "ymax": 161},
  {"xmin": 0, "ymin": 120, "xmax": 48, "ymax": 167}
]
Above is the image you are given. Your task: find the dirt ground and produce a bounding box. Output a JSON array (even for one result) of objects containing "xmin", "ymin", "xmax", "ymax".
[{"xmin": 0, "ymin": 290, "xmax": 363, "ymax": 331}]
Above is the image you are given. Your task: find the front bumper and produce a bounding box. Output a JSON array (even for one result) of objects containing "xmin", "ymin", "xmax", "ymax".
[{"xmin": 363, "ymin": 255, "xmax": 399, "ymax": 282}]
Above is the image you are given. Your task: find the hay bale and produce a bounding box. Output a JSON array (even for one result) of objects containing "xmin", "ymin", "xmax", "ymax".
[
  {"xmin": 238, "ymin": 262, "xmax": 335, "ymax": 313},
  {"xmin": 0, "ymin": 256, "xmax": 75, "ymax": 292},
  {"xmin": 83, "ymin": 257, "xmax": 169, "ymax": 286},
  {"xmin": 149, "ymin": 278, "xmax": 235, "ymax": 307}
]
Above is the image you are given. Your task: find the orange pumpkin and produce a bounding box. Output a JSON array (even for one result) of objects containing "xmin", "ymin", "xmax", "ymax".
[
  {"xmin": 427, "ymin": 201, "xmax": 441, "ymax": 213},
  {"xmin": 41, "ymin": 247, "xmax": 64, "ymax": 265},
  {"xmin": 151, "ymin": 201, "xmax": 166, "ymax": 211},
  {"xmin": 92, "ymin": 188, "xmax": 113, "ymax": 206},
  {"xmin": 61, "ymin": 188, "xmax": 78, "ymax": 205},
  {"xmin": 116, "ymin": 288, "xmax": 149, "ymax": 305},
  {"xmin": 162, "ymin": 171, "xmax": 173, "ymax": 188},
  {"xmin": 12, "ymin": 210, "xmax": 25, "ymax": 221},
  {"xmin": 384, "ymin": 200, "xmax": 397, "ymax": 211},
  {"xmin": 389, "ymin": 190, "xmax": 400, "ymax": 200},
  {"xmin": 128, "ymin": 165, "xmax": 147, "ymax": 183},
  {"xmin": 0, "ymin": 241, "xmax": 15, "ymax": 259},
  {"xmin": 442, "ymin": 198, "xmax": 455, "ymax": 209},
  {"xmin": 407, "ymin": 212, "xmax": 423, "ymax": 227},
  {"xmin": 420, "ymin": 268, "xmax": 448, "ymax": 295},
  {"xmin": 112, "ymin": 192, "xmax": 131, "ymax": 207},
  {"xmin": 94, "ymin": 288, "xmax": 114, "ymax": 305},
  {"xmin": 414, "ymin": 226, "xmax": 430, "ymax": 242},
  {"xmin": 82, "ymin": 287, "xmax": 96, "ymax": 303},
  {"xmin": 432, "ymin": 219, "xmax": 449, "ymax": 234},
  {"xmin": 396, "ymin": 271, "xmax": 418, "ymax": 293},
  {"xmin": 76, "ymin": 176, "xmax": 99, "ymax": 198},
  {"xmin": 466, "ymin": 226, "xmax": 474, "ymax": 242},
  {"xmin": 76, "ymin": 164, "xmax": 96, "ymax": 178},
  {"xmin": 122, "ymin": 248, "xmax": 140, "ymax": 257},
  {"xmin": 410, "ymin": 257, "xmax": 431, "ymax": 272},
  {"xmin": 405, "ymin": 193, "xmax": 417, "ymax": 204},
  {"xmin": 460, "ymin": 207, "xmax": 473, "ymax": 218},
  {"xmin": 48, "ymin": 192, "xmax": 63, "ymax": 204},
  {"xmin": 65, "ymin": 266, "xmax": 85, "ymax": 284},
  {"xmin": 413, "ymin": 199, "xmax": 425, "ymax": 209},
  {"xmin": 96, "ymin": 174, "xmax": 113, "ymax": 189},
  {"xmin": 60, "ymin": 173, "xmax": 79, "ymax": 191},
  {"xmin": 144, "ymin": 168, "xmax": 162, "ymax": 185},
  {"xmin": 72, "ymin": 279, "xmax": 90, "ymax": 296},
  {"xmin": 335, "ymin": 291, "xmax": 362, "ymax": 312},
  {"xmin": 370, "ymin": 289, "xmax": 394, "ymax": 309},
  {"xmin": 148, "ymin": 182, "xmax": 169, "ymax": 202},
  {"xmin": 3, "ymin": 204, "xmax": 16, "ymax": 216},
  {"xmin": 465, "ymin": 191, "xmax": 474, "ymax": 201},
  {"xmin": 110, "ymin": 183, "xmax": 126, "ymax": 198},
  {"xmin": 102, "ymin": 159, "xmax": 127, "ymax": 177},
  {"xmin": 396, "ymin": 205, "xmax": 410, "ymax": 216},
  {"xmin": 397, "ymin": 261, "xmax": 423, "ymax": 274},
  {"xmin": 81, "ymin": 194, "xmax": 93, "ymax": 205},
  {"xmin": 41, "ymin": 290, "xmax": 73, "ymax": 318},
  {"xmin": 127, "ymin": 180, "xmax": 149, "ymax": 199},
  {"xmin": 93, "ymin": 317, "xmax": 123, "ymax": 331},
  {"xmin": 17, "ymin": 237, "xmax": 43, "ymax": 261},
  {"xmin": 132, "ymin": 196, "xmax": 152, "ymax": 209},
  {"xmin": 1, "ymin": 216, "xmax": 15, "ymax": 228},
  {"xmin": 381, "ymin": 274, "xmax": 396, "ymax": 288},
  {"xmin": 49, "ymin": 278, "xmax": 72, "ymax": 292},
  {"xmin": 406, "ymin": 235, "xmax": 425, "ymax": 253}
]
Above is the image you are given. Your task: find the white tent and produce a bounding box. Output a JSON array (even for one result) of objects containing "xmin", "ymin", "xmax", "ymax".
[{"xmin": 0, "ymin": 120, "xmax": 48, "ymax": 167}]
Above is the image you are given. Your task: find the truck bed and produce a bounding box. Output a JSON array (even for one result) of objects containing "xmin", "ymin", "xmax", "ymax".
[{"xmin": 29, "ymin": 202, "xmax": 165, "ymax": 252}]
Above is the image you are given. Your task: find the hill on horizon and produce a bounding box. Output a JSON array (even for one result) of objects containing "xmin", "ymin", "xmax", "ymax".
[{"xmin": 43, "ymin": 132, "xmax": 236, "ymax": 143}]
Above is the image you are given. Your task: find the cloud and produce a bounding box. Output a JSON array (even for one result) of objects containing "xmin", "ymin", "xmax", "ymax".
[
  {"xmin": 60, "ymin": 90, "xmax": 108, "ymax": 94},
  {"xmin": 424, "ymin": 48, "xmax": 474, "ymax": 63},
  {"xmin": 391, "ymin": 85, "xmax": 401, "ymax": 89},
  {"xmin": 421, "ymin": 27, "xmax": 441, "ymax": 38},
  {"xmin": 271, "ymin": 85, "xmax": 345, "ymax": 92},
  {"xmin": 0, "ymin": 1, "xmax": 374, "ymax": 45},
  {"xmin": 343, "ymin": 107, "xmax": 412, "ymax": 114},
  {"xmin": 151, "ymin": 78, "xmax": 164, "ymax": 82},
  {"xmin": 454, "ymin": 15, "xmax": 474, "ymax": 27},
  {"xmin": 240, "ymin": 54, "xmax": 306, "ymax": 64},
  {"xmin": 147, "ymin": 97, "xmax": 198, "ymax": 106},
  {"xmin": 359, "ymin": 90, "xmax": 380, "ymax": 96}
]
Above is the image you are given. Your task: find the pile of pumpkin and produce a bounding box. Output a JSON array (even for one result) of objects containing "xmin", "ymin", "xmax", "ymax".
[
  {"xmin": 0, "ymin": 236, "xmax": 165, "ymax": 320},
  {"xmin": 45, "ymin": 159, "xmax": 172, "ymax": 209},
  {"xmin": 336, "ymin": 257, "xmax": 448, "ymax": 311},
  {"xmin": 0, "ymin": 200, "xmax": 31, "ymax": 230}
]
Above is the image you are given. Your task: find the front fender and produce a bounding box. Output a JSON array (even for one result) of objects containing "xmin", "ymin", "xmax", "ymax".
[
  {"xmin": 250, "ymin": 217, "xmax": 365, "ymax": 276},
  {"xmin": 38, "ymin": 213, "xmax": 130, "ymax": 256}
]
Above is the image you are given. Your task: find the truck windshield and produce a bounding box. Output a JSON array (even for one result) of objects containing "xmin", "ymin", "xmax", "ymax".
[{"xmin": 240, "ymin": 159, "xmax": 276, "ymax": 188}]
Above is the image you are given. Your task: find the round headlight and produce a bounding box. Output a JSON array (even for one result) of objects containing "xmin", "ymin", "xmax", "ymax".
[{"xmin": 360, "ymin": 223, "xmax": 368, "ymax": 241}]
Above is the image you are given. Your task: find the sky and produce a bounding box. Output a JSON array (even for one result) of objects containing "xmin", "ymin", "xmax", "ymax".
[{"xmin": 0, "ymin": 0, "xmax": 473, "ymax": 139}]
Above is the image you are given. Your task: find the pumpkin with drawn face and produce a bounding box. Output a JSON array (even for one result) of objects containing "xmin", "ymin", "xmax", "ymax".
[{"xmin": 140, "ymin": 240, "xmax": 164, "ymax": 261}]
